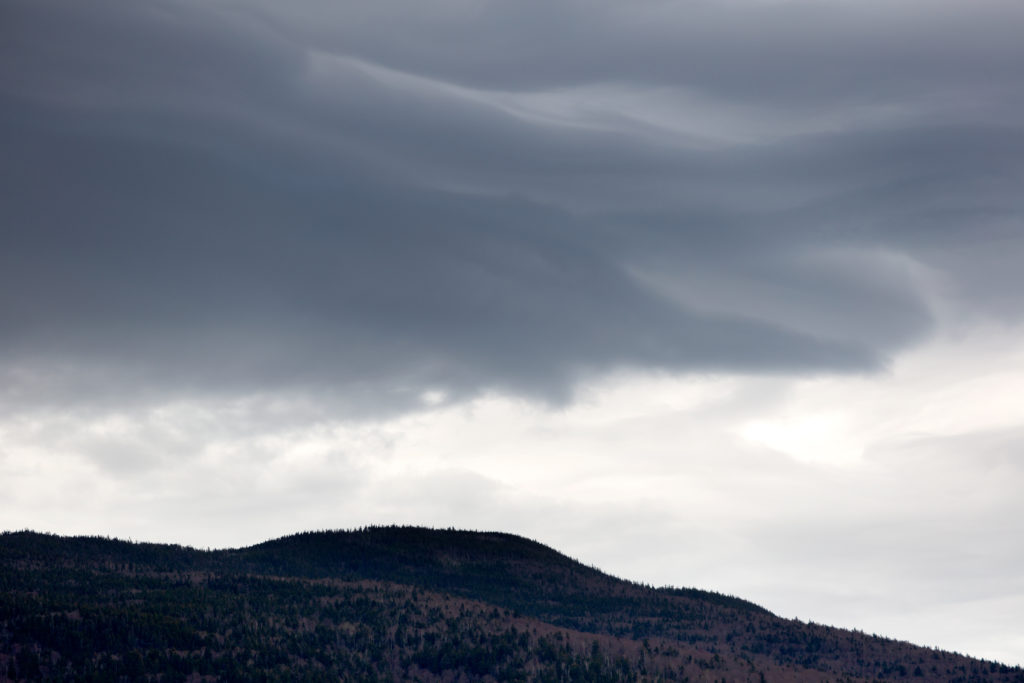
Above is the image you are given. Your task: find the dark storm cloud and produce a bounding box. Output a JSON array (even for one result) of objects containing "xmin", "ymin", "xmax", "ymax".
[
  {"xmin": 2, "ymin": 0, "xmax": 1022, "ymax": 411},
  {"xmin": 244, "ymin": 0, "xmax": 1024, "ymax": 104}
]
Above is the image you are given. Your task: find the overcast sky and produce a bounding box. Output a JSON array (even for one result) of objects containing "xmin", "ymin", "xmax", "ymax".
[{"xmin": 3, "ymin": 0, "xmax": 1024, "ymax": 666}]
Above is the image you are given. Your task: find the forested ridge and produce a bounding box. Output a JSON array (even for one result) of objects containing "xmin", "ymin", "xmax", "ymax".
[{"xmin": 1, "ymin": 527, "xmax": 1020, "ymax": 682}]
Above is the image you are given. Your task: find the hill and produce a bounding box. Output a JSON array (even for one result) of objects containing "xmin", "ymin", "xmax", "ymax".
[{"xmin": 1, "ymin": 527, "xmax": 1021, "ymax": 682}]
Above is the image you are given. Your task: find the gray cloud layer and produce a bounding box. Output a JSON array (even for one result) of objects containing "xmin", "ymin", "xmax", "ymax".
[{"xmin": 3, "ymin": 0, "xmax": 1023, "ymax": 412}]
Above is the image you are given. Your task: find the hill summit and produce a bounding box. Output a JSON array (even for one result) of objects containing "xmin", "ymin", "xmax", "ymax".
[{"xmin": 2, "ymin": 527, "xmax": 1021, "ymax": 681}]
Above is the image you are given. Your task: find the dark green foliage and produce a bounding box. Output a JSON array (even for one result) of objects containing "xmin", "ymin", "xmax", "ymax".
[
  {"xmin": 2, "ymin": 528, "xmax": 1022, "ymax": 682},
  {"xmin": 656, "ymin": 586, "xmax": 771, "ymax": 615}
]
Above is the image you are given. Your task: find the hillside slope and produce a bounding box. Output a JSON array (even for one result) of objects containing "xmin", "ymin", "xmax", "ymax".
[{"xmin": 1, "ymin": 527, "xmax": 1021, "ymax": 682}]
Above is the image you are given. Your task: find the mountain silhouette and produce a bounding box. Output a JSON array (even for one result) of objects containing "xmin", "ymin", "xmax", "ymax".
[{"xmin": 2, "ymin": 527, "xmax": 1020, "ymax": 681}]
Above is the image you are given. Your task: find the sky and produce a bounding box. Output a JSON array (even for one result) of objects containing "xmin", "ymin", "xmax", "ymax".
[{"xmin": 2, "ymin": 0, "xmax": 1024, "ymax": 666}]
